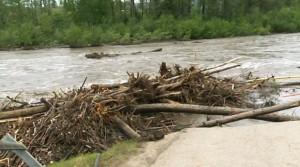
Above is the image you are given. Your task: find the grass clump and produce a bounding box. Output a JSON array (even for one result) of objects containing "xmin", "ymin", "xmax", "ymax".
[
  {"xmin": 48, "ymin": 153, "xmax": 97, "ymax": 167},
  {"xmin": 48, "ymin": 140, "xmax": 140, "ymax": 167},
  {"xmin": 100, "ymin": 140, "xmax": 140, "ymax": 167}
]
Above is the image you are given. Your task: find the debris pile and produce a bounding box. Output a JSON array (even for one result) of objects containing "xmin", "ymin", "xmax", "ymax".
[{"xmin": 0, "ymin": 60, "xmax": 296, "ymax": 166}]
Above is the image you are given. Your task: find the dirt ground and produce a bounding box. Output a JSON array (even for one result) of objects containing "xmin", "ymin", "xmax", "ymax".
[{"xmin": 122, "ymin": 120, "xmax": 300, "ymax": 167}]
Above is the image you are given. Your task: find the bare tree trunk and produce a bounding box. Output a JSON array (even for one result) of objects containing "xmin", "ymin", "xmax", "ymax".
[
  {"xmin": 0, "ymin": 106, "xmax": 49, "ymax": 120},
  {"xmin": 222, "ymin": 0, "xmax": 230, "ymax": 18},
  {"xmin": 135, "ymin": 103, "xmax": 300, "ymax": 122},
  {"xmin": 196, "ymin": 100, "xmax": 300, "ymax": 127},
  {"xmin": 111, "ymin": 116, "xmax": 141, "ymax": 139},
  {"xmin": 130, "ymin": 0, "xmax": 136, "ymax": 18},
  {"xmin": 202, "ymin": 0, "xmax": 206, "ymax": 18},
  {"xmin": 111, "ymin": 0, "xmax": 115, "ymax": 22},
  {"xmin": 140, "ymin": 0, "xmax": 144, "ymax": 17}
]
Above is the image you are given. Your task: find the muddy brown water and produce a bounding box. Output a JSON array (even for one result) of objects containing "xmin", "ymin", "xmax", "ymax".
[{"xmin": 1, "ymin": 33, "xmax": 300, "ymax": 115}]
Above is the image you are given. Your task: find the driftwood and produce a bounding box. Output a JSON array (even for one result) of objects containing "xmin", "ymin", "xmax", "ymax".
[
  {"xmin": 86, "ymin": 48, "xmax": 163, "ymax": 59},
  {"xmin": 246, "ymin": 75, "xmax": 300, "ymax": 83},
  {"xmin": 1, "ymin": 59, "xmax": 292, "ymax": 166},
  {"xmin": 202, "ymin": 56, "xmax": 244, "ymax": 72},
  {"xmin": 196, "ymin": 100, "xmax": 300, "ymax": 127},
  {"xmin": 148, "ymin": 48, "xmax": 162, "ymax": 52},
  {"xmin": 0, "ymin": 106, "xmax": 48, "ymax": 120},
  {"xmin": 111, "ymin": 116, "xmax": 141, "ymax": 139},
  {"xmin": 135, "ymin": 103, "xmax": 300, "ymax": 122},
  {"xmin": 85, "ymin": 52, "xmax": 120, "ymax": 59},
  {"xmin": 280, "ymin": 82, "xmax": 300, "ymax": 87},
  {"xmin": 207, "ymin": 64, "xmax": 240, "ymax": 75}
]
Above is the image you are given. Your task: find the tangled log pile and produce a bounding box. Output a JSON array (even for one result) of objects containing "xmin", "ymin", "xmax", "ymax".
[{"xmin": 1, "ymin": 60, "xmax": 300, "ymax": 166}]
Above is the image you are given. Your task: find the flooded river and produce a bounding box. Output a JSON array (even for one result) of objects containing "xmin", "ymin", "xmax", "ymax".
[{"xmin": 1, "ymin": 33, "xmax": 300, "ymax": 106}]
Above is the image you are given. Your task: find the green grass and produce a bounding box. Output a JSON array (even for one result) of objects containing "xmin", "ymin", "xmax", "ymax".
[
  {"xmin": 48, "ymin": 153, "xmax": 97, "ymax": 167},
  {"xmin": 100, "ymin": 140, "xmax": 140, "ymax": 167},
  {"xmin": 47, "ymin": 140, "xmax": 140, "ymax": 167}
]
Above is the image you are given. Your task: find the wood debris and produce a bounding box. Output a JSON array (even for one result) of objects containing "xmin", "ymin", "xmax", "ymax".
[{"xmin": 0, "ymin": 60, "xmax": 296, "ymax": 166}]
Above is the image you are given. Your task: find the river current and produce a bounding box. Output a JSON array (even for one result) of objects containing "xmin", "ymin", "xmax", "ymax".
[{"xmin": 1, "ymin": 33, "xmax": 300, "ymax": 108}]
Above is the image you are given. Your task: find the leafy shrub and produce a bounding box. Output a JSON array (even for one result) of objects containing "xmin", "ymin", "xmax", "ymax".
[
  {"xmin": 174, "ymin": 18, "xmax": 204, "ymax": 40},
  {"xmin": 155, "ymin": 14, "xmax": 175, "ymax": 34},
  {"xmin": 65, "ymin": 24, "xmax": 86, "ymax": 47},
  {"xmin": 32, "ymin": 26, "xmax": 46, "ymax": 45},
  {"xmin": 150, "ymin": 29, "xmax": 172, "ymax": 41},
  {"xmin": 113, "ymin": 23, "xmax": 128, "ymax": 36},
  {"xmin": 268, "ymin": 7, "xmax": 299, "ymax": 33},
  {"xmin": 119, "ymin": 33, "xmax": 131, "ymax": 44},
  {"xmin": 141, "ymin": 17, "xmax": 156, "ymax": 32},
  {"xmin": 0, "ymin": 29, "xmax": 20, "ymax": 47},
  {"xmin": 102, "ymin": 30, "xmax": 122, "ymax": 43},
  {"xmin": 19, "ymin": 23, "xmax": 34, "ymax": 46},
  {"xmin": 203, "ymin": 18, "xmax": 233, "ymax": 38}
]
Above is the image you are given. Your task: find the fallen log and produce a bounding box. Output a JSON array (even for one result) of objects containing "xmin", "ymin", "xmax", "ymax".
[
  {"xmin": 196, "ymin": 100, "xmax": 300, "ymax": 127},
  {"xmin": 85, "ymin": 52, "xmax": 120, "ymax": 59},
  {"xmin": 134, "ymin": 103, "xmax": 300, "ymax": 122},
  {"xmin": 148, "ymin": 48, "xmax": 162, "ymax": 52},
  {"xmin": 207, "ymin": 64, "xmax": 240, "ymax": 75},
  {"xmin": 203, "ymin": 56, "xmax": 244, "ymax": 71},
  {"xmin": 111, "ymin": 116, "xmax": 141, "ymax": 139},
  {"xmin": 131, "ymin": 48, "xmax": 162, "ymax": 55},
  {"xmin": 0, "ymin": 105, "xmax": 48, "ymax": 120},
  {"xmin": 246, "ymin": 75, "xmax": 300, "ymax": 83},
  {"xmin": 280, "ymin": 82, "xmax": 300, "ymax": 87}
]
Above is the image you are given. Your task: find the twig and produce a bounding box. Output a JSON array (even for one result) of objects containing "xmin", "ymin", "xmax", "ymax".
[
  {"xmin": 78, "ymin": 77, "xmax": 88, "ymax": 94},
  {"xmin": 202, "ymin": 56, "xmax": 244, "ymax": 71},
  {"xmin": 6, "ymin": 95, "xmax": 29, "ymax": 106},
  {"xmin": 206, "ymin": 64, "xmax": 240, "ymax": 75},
  {"xmin": 246, "ymin": 75, "xmax": 300, "ymax": 83}
]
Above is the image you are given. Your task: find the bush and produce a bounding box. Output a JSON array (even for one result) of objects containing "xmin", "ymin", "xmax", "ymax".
[
  {"xmin": 155, "ymin": 14, "xmax": 176, "ymax": 34},
  {"xmin": 65, "ymin": 24, "xmax": 86, "ymax": 47},
  {"xmin": 102, "ymin": 30, "xmax": 122, "ymax": 43},
  {"xmin": 174, "ymin": 18, "xmax": 204, "ymax": 40},
  {"xmin": 268, "ymin": 7, "xmax": 299, "ymax": 33},
  {"xmin": 232, "ymin": 19, "xmax": 254, "ymax": 36},
  {"xmin": 203, "ymin": 18, "xmax": 233, "ymax": 38},
  {"xmin": 119, "ymin": 33, "xmax": 131, "ymax": 44},
  {"xmin": 113, "ymin": 23, "xmax": 128, "ymax": 36},
  {"xmin": 19, "ymin": 23, "xmax": 34, "ymax": 46},
  {"xmin": 150, "ymin": 29, "xmax": 172, "ymax": 41},
  {"xmin": 89, "ymin": 26, "xmax": 103, "ymax": 46},
  {"xmin": 132, "ymin": 29, "xmax": 152, "ymax": 43},
  {"xmin": 53, "ymin": 29, "xmax": 66, "ymax": 45},
  {"xmin": 32, "ymin": 26, "xmax": 46, "ymax": 45},
  {"xmin": 141, "ymin": 17, "xmax": 156, "ymax": 32},
  {"xmin": 0, "ymin": 29, "xmax": 20, "ymax": 47}
]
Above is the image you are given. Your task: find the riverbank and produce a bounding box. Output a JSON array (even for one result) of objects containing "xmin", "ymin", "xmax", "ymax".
[{"xmin": 0, "ymin": 32, "xmax": 293, "ymax": 52}]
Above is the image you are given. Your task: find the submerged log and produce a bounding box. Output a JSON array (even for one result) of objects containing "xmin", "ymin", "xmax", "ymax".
[
  {"xmin": 86, "ymin": 48, "xmax": 162, "ymax": 59},
  {"xmin": 135, "ymin": 103, "xmax": 300, "ymax": 122},
  {"xmin": 85, "ymin": 52, "xmax": 120, "ymax": 59},
  {"xmin": 196, "ymin": 100, "xmax": 300, "ymax": 127},
  {"xmin": 148, "ymin": 48, "xmax": 162, "ymax": 52}
]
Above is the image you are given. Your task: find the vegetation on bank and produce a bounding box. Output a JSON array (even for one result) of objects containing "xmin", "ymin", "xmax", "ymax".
[
  {"xmin": 48, "ymin": 140, "xmax": 139, "ymax": 167},
  {"xmin": 1, "ymin": 0, "xmax": 300, "ymax": 48}
]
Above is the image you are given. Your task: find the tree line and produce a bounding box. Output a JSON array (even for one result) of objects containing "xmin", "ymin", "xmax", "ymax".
[{"xmin": 1, "ymin": 0, "xmax": 300, "ymax": 48}]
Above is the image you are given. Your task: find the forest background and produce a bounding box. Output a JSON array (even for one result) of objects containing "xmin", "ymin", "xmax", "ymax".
[{"xmin": 1, "ymin": 0, "xmax": 300, "ymax": 48}]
